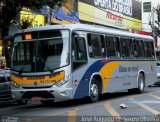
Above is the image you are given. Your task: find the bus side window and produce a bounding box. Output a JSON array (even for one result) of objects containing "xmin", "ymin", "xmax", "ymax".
[
  {"xmin": 72, "ymin": 36, "xmax": 87, "ymax": 70},
  {"xmin": 115, "ymin": 37, "xmax": 121, "ymax": 58},
  {"xmin": 87, "ymin": 34, "xmax": 93, "ymax": 57},
  {"xmin": 129, "ymin": 39, "xmax": 134, "ymax": 58},
  {"xmin": 134, "ymin": 39, "xmax": 145, "ymax": 58},
  {"xmin": 133, "ymin": 40, "xmax": 138, "ymax": 57},
  {"xmin": 106, "ymin": 36, "xmax": 118, "ymax": 58},
  {"xmin": 144, "ymin": 41, "xmax": 155, "ymax": 58},
  {"xmin": 87, "ymin": 34, "xmax": 105, "ymax": 57},
  {"xmin": 121, "ymin": 38, "xmax": 133, "ymax": 58}
]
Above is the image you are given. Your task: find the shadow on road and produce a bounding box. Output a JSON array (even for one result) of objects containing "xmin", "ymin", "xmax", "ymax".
[
  {"xmin": 1, "ymin": 85, "xmax": 160, "ymax": 110},
  {"xmin": 0, "ymin": 101, "xmax": 18, "ymax": 108},
  {"xmin": 19, "ymin": 90, "xmax": 149, "ymax": 109}
]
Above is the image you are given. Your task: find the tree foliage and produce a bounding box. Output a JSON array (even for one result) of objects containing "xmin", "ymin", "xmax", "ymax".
[
  {"xmin": 0, "ymin": 0, "xmax": 65, "ymax": 37},
  {"xmin": 149, "ymin": 5, "xmax": 160, "ymax": 36},
  {"xmin": 0, "ymin": 0, "xmax": 65, "ymax": 67}
]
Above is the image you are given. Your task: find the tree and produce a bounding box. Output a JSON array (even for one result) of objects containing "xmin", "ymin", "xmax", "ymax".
[
  {"xmin": 155, "ymin": 5, "xmax": 160, "ymax": 36},
  {"xmin": 0, "ymin": 0, "xmax": 65, "ymax": 67},
  {"xmin": 149, "ymin": 5, "xmax": 160, "ymax": 36}
]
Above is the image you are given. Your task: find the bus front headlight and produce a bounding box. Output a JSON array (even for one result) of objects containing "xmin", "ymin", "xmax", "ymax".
[
  {"xmin": 55, "ymin": 75, "xmax": 71, "ymax": 87},
  {"xmin": 11, "ymin": 81, "xmax": 20, "ymax": 88}
]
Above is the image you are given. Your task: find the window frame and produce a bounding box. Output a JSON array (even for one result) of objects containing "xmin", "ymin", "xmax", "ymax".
[{"xmin": 143, "ymin": 2, "xmax": 151, "ymax": 12}]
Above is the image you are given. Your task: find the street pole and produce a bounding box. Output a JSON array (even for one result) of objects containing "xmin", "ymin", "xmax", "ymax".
[
  {"xmin": 46, "ymin": 6, "xmax": 51, "ymax": 25},
  {"xmin": 151, "ymin": 6, "xmax": 155, "ymax": 36}
]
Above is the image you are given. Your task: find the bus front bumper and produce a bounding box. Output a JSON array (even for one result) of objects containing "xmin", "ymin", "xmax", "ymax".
[{"xmin": 11, "ymin": 88, "xmax": 73, "ymax": 101}]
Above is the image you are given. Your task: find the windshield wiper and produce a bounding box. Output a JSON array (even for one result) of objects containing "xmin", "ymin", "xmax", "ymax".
[
  {"xmin": 19, "ymin": 62, "xmax": 32, "ymax": 74},
  {"xmin": 44, "ymin": 63, "xmax": 54, "ymax": 73}
]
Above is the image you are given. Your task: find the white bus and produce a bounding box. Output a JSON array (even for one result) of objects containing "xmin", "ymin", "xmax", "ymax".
[{"xmin": 11, "ymin": 24, "xmax": 157, "ymax": 104}]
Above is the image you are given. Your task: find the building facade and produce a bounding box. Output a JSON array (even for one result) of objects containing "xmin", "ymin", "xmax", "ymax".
[
  {"xmin": 78, "ymin": 0, "xmax": 142, "ymax": 30},
  {"xmin": 142, "ymin": 0, "xmax": 160, "ymax": 50}
]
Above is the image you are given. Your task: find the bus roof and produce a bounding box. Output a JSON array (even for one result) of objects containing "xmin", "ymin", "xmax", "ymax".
[{"xmin": 15, "ymin": 24, "xmax": 154, "ymax": 40}]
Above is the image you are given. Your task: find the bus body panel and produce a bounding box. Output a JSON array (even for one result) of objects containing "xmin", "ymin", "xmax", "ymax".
[{"xmin": 73, "ymin": 60, "xmax": 156, "ymax": 99}]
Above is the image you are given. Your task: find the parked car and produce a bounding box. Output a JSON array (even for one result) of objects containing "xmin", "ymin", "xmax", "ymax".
[
  {"xmin": 0, "ymin": 69, "xmax": 27, "ymax": 104},
  {"xmin": 0, "ymin": 69, "xmax": 12, "ymax": 102},
  {"xmin": 155, "ymin": 61, "xmax": 160, "ymax": 86}
]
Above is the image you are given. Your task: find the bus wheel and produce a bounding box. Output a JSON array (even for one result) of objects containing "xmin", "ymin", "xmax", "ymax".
[
  {"xmin": 89, "ymin": 78, "xmax": 100, "ymax": 102},
  {"xmin": 40, "ymin": 100, "xmax": 54, "ymax": 106},
  {"xmin": 136, "ymin": 73, "xmax": 145, "ymax": 94}
]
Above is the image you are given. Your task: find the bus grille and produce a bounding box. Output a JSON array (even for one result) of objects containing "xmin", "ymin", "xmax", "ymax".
[
  {"xmin": 22, "ymin": 86, "xmax": 52, "ymax": 89},
  {"xmin": 22, "ymin": 91, "xmax": 55, "ymax": 99}
]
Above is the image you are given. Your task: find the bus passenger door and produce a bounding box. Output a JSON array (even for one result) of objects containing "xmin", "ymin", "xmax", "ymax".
[{"xmin": 71, "ymin": 33, "xmax": 88, "ymax": 98}]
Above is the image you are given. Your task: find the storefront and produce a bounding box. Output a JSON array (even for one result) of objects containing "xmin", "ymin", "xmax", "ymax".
[
  {"xmin": 50, "ymin": 0, "xmax": 79, "ymax": 24},
  {"xmin": 0, "ymin": 38, "xmax": 2, "ymax": 57},
  {"xmin": 20, "ymin": 10, "xmax": 45, "ymax": 28},
  {"xmin": 0, "ymin": 31, "xmax": 3, "ymax": 57},
  {"xmin": 0, "ymin": 37, "xmax": 5, "ymax": 66},
  {"xmin": 78, "ymin": 0, "xmax": 142, "ymax": 30},
  {"xmin": 49, "ymin": 0, "xmax": 142, "ymax": 30}
]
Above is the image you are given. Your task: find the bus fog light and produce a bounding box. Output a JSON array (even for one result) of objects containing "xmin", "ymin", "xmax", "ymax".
[{"xmin": 60, "ymin": 90, "xmax": 70, "ymax": 96}]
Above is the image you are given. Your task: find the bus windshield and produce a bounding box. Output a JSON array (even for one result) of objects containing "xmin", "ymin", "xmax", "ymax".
[{"xmin": 12, "ymin": 30, "xmax": 69, "ymax": 72}]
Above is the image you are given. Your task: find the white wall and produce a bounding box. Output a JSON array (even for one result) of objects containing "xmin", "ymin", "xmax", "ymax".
[
  {"xmin": 142, "ymin": 0, "xmax": 160, "ymax": 50},
  {"xmin": 142, "ymin": 0, "xmax": 159, "ymax": 32}
]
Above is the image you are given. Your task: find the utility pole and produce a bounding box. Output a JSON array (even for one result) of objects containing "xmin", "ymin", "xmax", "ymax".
[
  {"xmin": 151, "ymin": 6, "xmax": 155, "ymax": 37},
  {"xmin": 46, "ymin": 6, "xmax": 51, "ymax": 25}
]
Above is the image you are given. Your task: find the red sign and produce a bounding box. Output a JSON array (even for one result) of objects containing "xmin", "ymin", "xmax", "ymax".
[{"xmin": 106, "ymin": 12, "xmax": 123, "ymax": 22}]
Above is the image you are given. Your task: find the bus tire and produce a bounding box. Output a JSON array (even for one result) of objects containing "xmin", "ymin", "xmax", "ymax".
[
  {"xmin": 40, "ymin": 100, "xmax": 54, "ymax": 106},
  {"xmin": 135, "ymin": 73, "xmax": 145, "ymax": 94},
  {"xmin": 89, "ymin": 78, "xmax": 100, "ymax": 102}
]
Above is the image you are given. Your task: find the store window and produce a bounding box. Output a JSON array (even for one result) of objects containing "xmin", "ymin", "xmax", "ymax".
[{"xmin": 143, "ymin": 2, "xmax": 151, "ymax": 12}]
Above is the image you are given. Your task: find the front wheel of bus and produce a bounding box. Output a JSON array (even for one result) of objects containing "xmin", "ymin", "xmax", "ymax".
[
  {"xmin": 89, "ymin": 78, "xmax": 100, "ymax": 103},
  {"xmin": 136, "ymin": 73, "xmax": 145, "ymax": 94}
]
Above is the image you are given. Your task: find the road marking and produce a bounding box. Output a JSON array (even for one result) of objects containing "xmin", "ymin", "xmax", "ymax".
[
  {"xmin": 68, "ymin": 108, "xmax": 77, "ymax": 122},
  {"xmin": 128, "ymin": 96, "xmax": 134, "ymax": 100},
  {"xmin": 131, "ymin": 100, "xmax": 160, "ymax": 104},
  {"xmin": 104, "ymin": 102, "xmax": 120, "ymax": 116},
  {"xmin": 76, "ymin": 103, "xmax": 102, "ymax": 111},
  {"xmin": 137, "ymin": 103, "xmax": 160, "ymax": 115},
  {"xmin": 147, "ymin": 93, "xmax": 160, "ymax": 100},
  {"xmin": 128, "ymin": 97, "xmax": 160, "ymax": 115}
]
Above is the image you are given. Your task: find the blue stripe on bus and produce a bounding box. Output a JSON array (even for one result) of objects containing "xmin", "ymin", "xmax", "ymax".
[{"xmin": 73, "ymin": 60, "xmax": 108, "ymax": 99}]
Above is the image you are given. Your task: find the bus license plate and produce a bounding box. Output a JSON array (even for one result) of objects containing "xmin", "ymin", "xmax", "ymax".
[{"xmin": 32, "ymin": 97, "xmax": 42, "ymax": 101}]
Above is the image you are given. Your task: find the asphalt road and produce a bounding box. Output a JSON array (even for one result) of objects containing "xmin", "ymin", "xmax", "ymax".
[{"xmin": 0, "ymin": 85, "xmax": 160, "ymax": 122}]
